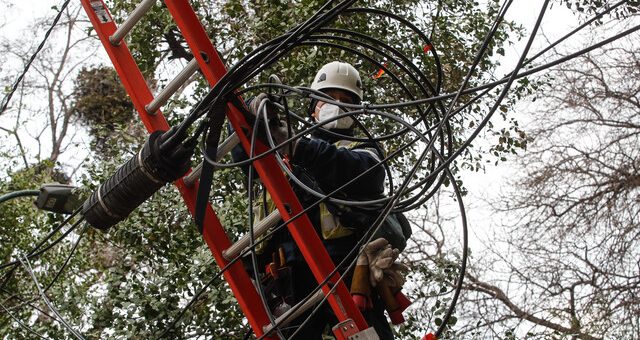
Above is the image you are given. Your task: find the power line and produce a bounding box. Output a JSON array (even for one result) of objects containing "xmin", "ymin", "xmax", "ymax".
[
  {"xmin": 0, "ymin": 222, "xmax": 86, "ymax": 338},
  {"xmin": 19, "ymin": 253, "xmax": 85, "ymax": 340},
  {"xmin": 0, "ymin": 300, "xmax": 48, "ymax": 339},
  {"xmin": 0, "ymin": 211, "xmax": 84, "ymax": 271},
  {"xmin": 0, "ymin": 286, "xmax": 63, "ymax": 324},
  {"xmin": 156, "ymin": 15, "xmax": 640, "ymax": 336},
  {"xmin": 0, "ymin": 0, "xmax": 72, "ymax": 116}
]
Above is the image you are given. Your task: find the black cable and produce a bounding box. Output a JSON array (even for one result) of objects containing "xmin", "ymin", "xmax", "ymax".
[
  {"xmin": 0, "ymin": 190, "xmax": 40, "ymax": 204},
  {"xmin": 0, "ymin": 287, "xmax": 62, "ymax": 323},
  {"xmin": 0, "ymin": 210, "xmax": 84, "ymax": 328},
  {"xmin": 43, "ymin": 224, "xmax": 88, "ymax": 293},
  {"xmin": 0, "ymin": 300, "xmax": 48, "ymax": 339},
  {"xmin": 0, "ymin": 226, "xmax": 87, "ymax": 339},
  {"xmin": 0, "ymin": 0, "xmax": 71, "ymax": 116},
  {"xmin": 260, "ymin": 0, "xmax": 547, "ymax": 335},
  {"xmin": 361, "ymin": 21, "xmax": 640, "ymax": 113},
  {"xmin": 523, "ymin": 0, "xmax": 629, "ymax": 67},
  {"xmin": 25, "ymin": 217, "xmax": 85, "ymax": 261},
  {"xmin": 155, "ymin": 273, "xmax": 223, "ymax": 339},
  {"xmin": 0, "ymin": 218, "xmax": 85, "ymax": 273},
  {"xmin": 242, "ymin": 327, "xmax": 254, "ymax": 340},
  {"xmin": 119, "ymin": 1, "xmax": 640, "ymax": 337},
  {"xmin": 1, "ymin": 224, "xmax": 87, "ymax": 304},
  {"xmin": 246, "ymin": 99, "xmax": 287, "ymax": 339},
  {"xmin": 0, "ymin": 209, "xmax": 83, "ymax": 271}
]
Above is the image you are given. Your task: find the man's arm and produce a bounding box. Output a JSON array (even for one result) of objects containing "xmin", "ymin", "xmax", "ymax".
[{"xmin": 292, "ymin": 138, "xmax": 385, "ymax": 198}]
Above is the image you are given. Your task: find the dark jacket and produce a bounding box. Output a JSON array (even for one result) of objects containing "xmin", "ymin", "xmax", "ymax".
[
  {"xmin": 231, "ymin": 127, "xmax": 386, "ymax": 264},
  {"xmin": 232, "ymin": 127, "xmax": 394, "ymax": 338},
  {"xmin": 292, "ymin": 133, "xmax": 385, "ymax": 199}
]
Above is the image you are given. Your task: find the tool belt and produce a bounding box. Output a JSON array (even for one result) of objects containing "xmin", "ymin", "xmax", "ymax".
[{"xmin": 257, "ymin": 247, "xmax": 295, "ymax": 317}]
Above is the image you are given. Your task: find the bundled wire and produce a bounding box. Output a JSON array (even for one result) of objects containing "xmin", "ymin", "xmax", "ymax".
[
  {"xmin": 0, "ymin": 210, "xmax": 84, "ymax": 271},
  {"xmin": 18, "ymin": 254, "xmax": 85, "ymax": 340},
  {"xmin": 0, "ymin": 211, "xmax": 86, "ymax": 337},
  {"xmin": 152, "ymin": 0, "xmax": 640, "ymax": 338},
  {"xmin": 0, "ymin": 301, "xmax": 48, "ymax": 339}
]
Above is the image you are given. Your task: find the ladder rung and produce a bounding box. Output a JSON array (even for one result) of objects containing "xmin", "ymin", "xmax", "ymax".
[
  {"xmin": 223, "ymin": 210, "xmax": 281, "ymax": 261},
  {"xmin": 262, "ymin": 289, "xmax": 325, "ymax": 335},
  {"xmin": 183, "ymin": 132, "xmax": 239, "ymax": 187},
  {"xmin": 109, "ymin": 0, "xmax": 157, "ymax": 45},
  {"xmin": 145, "ymin": 58, "xmax": 200, "ymax": 115}
]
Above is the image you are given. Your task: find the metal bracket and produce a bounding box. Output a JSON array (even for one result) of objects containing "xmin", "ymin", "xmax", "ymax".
[
  {"xmin": 332, "ymin": 319, "xmax": 380, "ymax": 340},
  {"xmin": 348, "ymin": 327, "xmax": 380, "ymax": 340}
]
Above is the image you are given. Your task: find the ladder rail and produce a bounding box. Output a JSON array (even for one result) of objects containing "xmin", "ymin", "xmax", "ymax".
[
  {"xmin": 145, "ymin": 58, "xmax": 200, "ymax": 114},
  {"xmin": 79, "ymin": 1, "xmax": 276, "ymax": 337}
]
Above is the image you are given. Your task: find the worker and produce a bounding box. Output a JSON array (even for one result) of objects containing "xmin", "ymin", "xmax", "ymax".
[{"xmin": 234, "ymin": 61, "xmax": 405, "ymax": 338}]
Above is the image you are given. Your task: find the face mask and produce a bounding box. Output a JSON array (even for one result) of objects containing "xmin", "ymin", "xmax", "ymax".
[{"xmin": 316, "ymin": 103, "xmax": 354, "ymax": 130}]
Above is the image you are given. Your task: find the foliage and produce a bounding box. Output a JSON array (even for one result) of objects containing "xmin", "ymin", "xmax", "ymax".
[
  {"xmin": 1, "ymin": 0, "xmax": 534, "ymax": 338},
  {"xmin": 72, "ymin": 67, "xmax": 135, "ymax": 135},
  {"xmin": 558, "ymin": 0, "xmax": 640, "ymax": 19},
  {"xmin": 0, "ymin": 160, "xmax": 80, "ymax": 339},
  {"xmin": 72, "ymin": 66, "xmax": 137, "ymax": 156}
]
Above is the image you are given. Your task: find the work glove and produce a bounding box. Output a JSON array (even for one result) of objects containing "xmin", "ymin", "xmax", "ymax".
[
  {"xmin": 361, "ymin": 238, "xmax": 400, "ymax": 287},
  {"xmin": 352, "ymin": 238, "xmax": 397, "ymax": 310},
  {"xmin": 247, "ymin": 93, "xmax": 295, "ymax": 156},
  {"xmin": 382, "ymin": 262, "xmax": 409, "ymax": 289},
  {"xmin": 248, "ymin": 93, "xmax": 278, "ymax": 120},
  {"xmin": 378, "ymin": 261, "xmax": 412, "ymax": 325},
  {"xmin": 351, "ymin": 250, "xmax": 373, "ymax": 310}
]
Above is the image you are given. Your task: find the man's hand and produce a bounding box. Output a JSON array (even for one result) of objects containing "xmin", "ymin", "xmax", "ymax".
[
  {"xmin": 247, "ymin": 93, "xmax": 294, "ymax": 156},
  {"xmin": 249, "ymin": 93, "xmax": 277, "ymax": 120},
  {"xmin": 267, "ymin": 119, "xmax": 293, "ymax": 156}
]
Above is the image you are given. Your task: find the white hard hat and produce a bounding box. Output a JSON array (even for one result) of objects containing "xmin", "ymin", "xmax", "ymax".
[{"xmin": 310, "ymin": 61, "xmax": 363, "ymax": 102}]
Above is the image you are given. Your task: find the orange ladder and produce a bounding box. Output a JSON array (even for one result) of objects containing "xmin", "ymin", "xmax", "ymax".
[{"xmin": 80, "ymin": 0, "xmax": 372, "ymax": 338}]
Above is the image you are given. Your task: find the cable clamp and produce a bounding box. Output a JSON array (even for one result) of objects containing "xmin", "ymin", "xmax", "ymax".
[
  {"xmin": 96, "ymin": 185, "xmax": 120, "ymax": 220},
  {"xmin": 361, "ymin": 101, "xmax": 371, "ymax": 112},
  {"xmin": 137, "ymin": 148, "xmax": 164, "ymax": 185}
]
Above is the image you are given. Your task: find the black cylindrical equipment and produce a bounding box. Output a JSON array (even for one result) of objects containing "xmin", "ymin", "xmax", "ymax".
[{"xmin": 82, "ymin": 129, "xmax": 193, "ymax": 230}]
